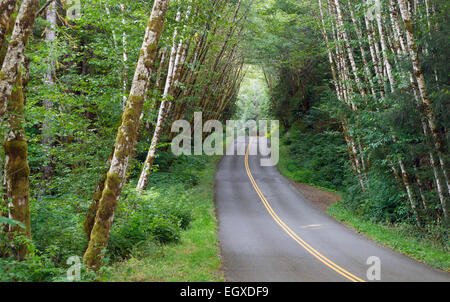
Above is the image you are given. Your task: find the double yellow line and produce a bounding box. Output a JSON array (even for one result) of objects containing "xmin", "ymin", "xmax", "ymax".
[{"xmin": 244, "ymin": 137, "xmax": 365, "ymax": 282}]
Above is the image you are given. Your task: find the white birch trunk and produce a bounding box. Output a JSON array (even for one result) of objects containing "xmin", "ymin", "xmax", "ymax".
[
  {"xmin": 137, "ymin": 9, "xmax": 188, "ymax": 191},
  {"xmin": 41, "ymin": 1, "xmax": 56, "ymax": 181},
  {"xmin": 397, "ymin": 0, "xmax": 448, "ymax": 223}
]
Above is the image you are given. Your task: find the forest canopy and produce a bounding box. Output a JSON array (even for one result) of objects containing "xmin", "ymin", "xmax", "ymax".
[{"xmin": 0, "ymin": 0, "xmax": 448, "ymax": 280}]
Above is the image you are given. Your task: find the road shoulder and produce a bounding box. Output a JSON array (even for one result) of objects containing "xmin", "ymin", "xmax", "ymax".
[{"xmin": 284, "ymin": 176, "xmax": 450, "ymax": 273}]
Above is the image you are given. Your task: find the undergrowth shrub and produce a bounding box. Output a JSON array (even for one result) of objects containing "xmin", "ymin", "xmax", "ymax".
[
  {"xmin": 279, "ymin": 129, "xmax": 349, "ymax": 191},
  {"xmin": 30, "ymin": 197, "xmax": 87, "ymax": 265},
  {"xmin": 1, "ymin": 153, "xmax": 207, "ymax": 281}
]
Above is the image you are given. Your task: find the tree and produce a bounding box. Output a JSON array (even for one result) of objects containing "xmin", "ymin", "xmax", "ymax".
[{"xmin": 83, "ymin": 0, "xmax": 171, "ymax": 269}]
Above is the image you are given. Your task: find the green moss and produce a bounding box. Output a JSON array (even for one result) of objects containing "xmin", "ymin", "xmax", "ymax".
[
  {"xmin": 93, "ymin": 189, "xmax": 102, "ymax": 201},
  {"xmin": 97, "ymin": 189, "xmax": 116, "ymax": 220},
  {"xmin": 147, "ymin": 19, "xmax": 155, "ymax": 29},
  {"xmin": 18, "ymin": 0, "xmax": 39, "ymax": 33},
  {"xmin": 9, "ymin": 40, "xmax": 18, "ymax": 47},
  {"xmin": 144, "ymin": 59, "xmax": 153, "ymax": 69},
  {"xmin": 114, "ymin": 148, "xmax": 125, "ymax": 161},
  {"xmin": 4, "ymin": 140, "xmax": 30, "ymax": 181},
  {"xmin": 146, "ymin": 43, "xmax": 158, "ymax": 53},
  {"xmin": 128, "ymin": 94, "xmax": 144, "ymax": 105},
  {"xmin": 4, "ymin": 140, "xmax": 27, "ymax": 156},
  {"xmin": 106, "ymin": 172, "xmax": 121, "ymax": 191},
  {"xmin": 84, "ymin": 173, "xmax": 123, "ymax": 269},
  {"xmin": 4, "ymin": 138, "xmax": 31, "ymax": 249},
  {"xmin": 115, "ymin": 97, "xmax": 144, "ymax": 152},
  {"xmin": 123, "ymin": 106, "xmax": 139, "ymax": 121}
]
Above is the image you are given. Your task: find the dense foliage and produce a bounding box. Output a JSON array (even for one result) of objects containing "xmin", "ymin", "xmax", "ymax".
[
  {"xmin": 0, "ymin": 0, "xmax": 249, "ymax": 277},
  {"xmin": 0, "ymin": 0, "xmax": 448, "ymax": 281},
  {"xmin": 242, "ymin": 0, "xmax": 449, "ymax": 246},
  {"xmin": 0, "ymin": 153, "xmax": 209, "ymax": 281}
]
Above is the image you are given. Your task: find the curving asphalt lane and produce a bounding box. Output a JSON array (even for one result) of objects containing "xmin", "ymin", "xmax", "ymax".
[{"xmin": 215, "ymin": 136, "xmax": 450, "ymax": 282}]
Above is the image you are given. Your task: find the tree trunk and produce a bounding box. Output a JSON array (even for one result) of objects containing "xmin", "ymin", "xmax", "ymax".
[
  {"xmin": 388, "ymin": 0, "xmax": 448, "ymax": 222},
  {"xmin": 120, "ymin": 4, "xmax": 128, "ymax": 106},
  {"xmin": 0, "ymin": 0, "xmax": 17, "ymax": 50},
  {"xmin": 346, "ymin": 0, "xmax": 376, "ymax": 96},
  {"xmin": 364, "ymin": 6, "xmax": 385, "ymax": 98},
  {"xmin": 374, "ymin": 1, "xmax": 395, "ymax": 92},
  {"xmin": 83, "ymin": 149, "xmax": 114, "ymax": 241},
  {"xmin": 137, "ymin": 11, "xmax": 186, "ymax": 191},
  {"xmin": 41, "ymin": 1, "xmax": 56, "ymax": 183},
  {"xmin": 0, "ymin": 0, "xmax": 39, "ymax": 118},
  {"xmin": 83, "ymin": 0, "xmax": 170, "ymax": 270},
  {"xmin": 4, "ymin": 71, "xmax": 31, "ymax": 260},
  {"xmin": 334, "ymin": 0, "xmax": 366, "ymax": 98},
  {"xmin": 398, "ymin": 158, "xmax": 422, "ymax": 227},
  {"xmin": 397, "ymin": 0, "xmax": 448, "ymax": 224}
]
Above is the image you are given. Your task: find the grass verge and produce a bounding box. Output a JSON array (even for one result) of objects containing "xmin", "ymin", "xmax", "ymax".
[
  {"xmin": 277, "ymin": 134, "xmax": 449, "ymax": 273},
  {"xmin": 328, "ymin": 203, "xmax": 449, "ymax": 272},
  {"xmin": 107, "ymin": 156, "xmax": 224, "ymax": 281}
]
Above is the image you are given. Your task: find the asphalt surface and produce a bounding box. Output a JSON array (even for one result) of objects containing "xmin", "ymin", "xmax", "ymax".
[{"xmin": 215, "ymin": 136, "xmax": 450, "ymax": 282}]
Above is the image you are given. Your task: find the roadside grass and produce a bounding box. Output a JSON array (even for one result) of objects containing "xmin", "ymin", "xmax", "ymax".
[
  {"xmin": 107, "ymin": 156, "xmax": 224, "ymax": 282},
  {"xmin": 328, "ymin": 203, "xmax": 449, "ymax": 272}
]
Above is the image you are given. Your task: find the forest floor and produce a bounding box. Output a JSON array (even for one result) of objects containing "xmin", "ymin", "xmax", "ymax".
[
  {"xmin": 285, "ymin": 179, "xmax": 341, "ymax": 212},
  {"xmin": 108, "ymin": 156, "xmax": 224, "ymax": 281}
]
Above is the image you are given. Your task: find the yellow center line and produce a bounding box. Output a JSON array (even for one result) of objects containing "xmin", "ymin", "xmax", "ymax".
[{"xmin": 244, "ymin": 137, "xmax": 365, "ymax": 282}]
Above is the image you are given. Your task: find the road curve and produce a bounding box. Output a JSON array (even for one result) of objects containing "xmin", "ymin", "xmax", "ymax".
[{"xmin": 215, "ymin": 136, "xmax": 450, "ymax": 282}]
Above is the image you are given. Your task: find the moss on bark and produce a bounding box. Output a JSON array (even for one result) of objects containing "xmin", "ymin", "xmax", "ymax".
[
  {"xmin": 83, "ymin": 0, "xmax": 170, "ymax": 270},
  {"xmin": 83, "ymin": 149, "xmax": 115, "ymax": 241},
  {"xmin": 4, "ymin": 72, "xmax": 31, "ymax": 260},
  {"xmin": 83, "ymin": 172, "xmax": 121, "ymax": 269}
]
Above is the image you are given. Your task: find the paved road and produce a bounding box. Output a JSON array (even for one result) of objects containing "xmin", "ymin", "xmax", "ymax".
[{"xmin": 215, "ymin": 136, "xmax": 450, "ymax": 282}]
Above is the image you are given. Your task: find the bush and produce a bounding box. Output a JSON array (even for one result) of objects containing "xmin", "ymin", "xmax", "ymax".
[
  {"xmin": 292, "ymin": 169, "xmax": 314, "ymax": 184},
  {"xmin": 107, "ymin": 185, "xmax": 193, "ymax": 260},
  {"xmin": 279, "ymin": 129, "xmax": 349, "ymax": 191},
  {"xmin": 1, "ymin": 152, "xmax": 204, "ymax": 281},
  {"xmin": 0, "ymin": 255, "xmax": 64, "ymax": 282},
  {"xmin": 30, "ymin": 197, "xmax": 87, "ymax": 265},
  {"xmin": 343, "ymin": 170, "xmax": 407, "ymax": 224}
]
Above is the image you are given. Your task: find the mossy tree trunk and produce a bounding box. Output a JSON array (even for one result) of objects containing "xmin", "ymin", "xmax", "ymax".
[
  {"xmin": 0, "ymin": 0, "xmax": 17, "ymax": 49},
  {"xmin": 0, "ymin": 0, "xmax": 39, "ymax": 118},
  {"xmin": 0, "ymin": 0, "xmax": 36, "ymax": 260},
  {"xmin": 83, "ymin": 0, "xmax": 170, "ymax": 270},
  {"xmin": 0, "ymin": 0, "xmax": 17, "ymax": 222},
  {"xmin": 137, "ymin": 10, "xmax": 186, "ymax": 191},
  {"xmin": 83, "ymin": 149, "xmax": 114, "ymax": 241},
  {"xmin": 4, "ymin": 71, "xmax": 31, "ymax": 260}
]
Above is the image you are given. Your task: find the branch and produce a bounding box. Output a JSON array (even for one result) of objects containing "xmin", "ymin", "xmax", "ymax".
[{"xmin": 37, "ymin": 0, "xmax": 55, "ymax": 17}]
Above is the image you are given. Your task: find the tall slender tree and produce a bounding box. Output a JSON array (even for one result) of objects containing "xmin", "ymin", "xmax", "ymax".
[{"xmin": 83, "ymin": 0, "xmax": 171, "ymax": 269}]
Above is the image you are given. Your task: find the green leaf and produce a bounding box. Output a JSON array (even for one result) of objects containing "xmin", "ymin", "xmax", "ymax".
[{"xmin": 0, "ymin": 216, "xmax": 26, "ymax": 230}]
